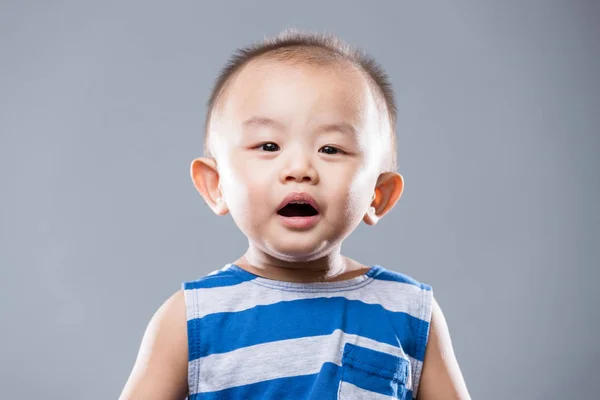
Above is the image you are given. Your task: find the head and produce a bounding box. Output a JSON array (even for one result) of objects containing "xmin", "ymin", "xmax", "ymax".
[{"xmin": 191, "ymin": 30, "xmax": 404, "ymax": 262}]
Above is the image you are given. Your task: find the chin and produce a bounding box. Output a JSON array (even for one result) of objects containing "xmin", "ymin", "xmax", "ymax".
[{"xmin": 265, "ymin": 240, "xmax": 331, "ymax": 262}]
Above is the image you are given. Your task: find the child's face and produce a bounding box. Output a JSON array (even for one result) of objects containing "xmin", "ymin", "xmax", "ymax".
[{"xmin": 199, "ymin": 59, "xmax": 395, "ymax": 261}]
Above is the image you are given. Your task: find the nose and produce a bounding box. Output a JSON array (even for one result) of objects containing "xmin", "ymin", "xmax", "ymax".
[{"xmin": 280, "ymin": 151, "xmax": 319, "ymax": 184}]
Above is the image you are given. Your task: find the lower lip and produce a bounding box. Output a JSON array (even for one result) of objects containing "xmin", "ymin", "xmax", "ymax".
[{"xmin": 277, "ymin": 214, "xmax": 320, "ymax": 229}]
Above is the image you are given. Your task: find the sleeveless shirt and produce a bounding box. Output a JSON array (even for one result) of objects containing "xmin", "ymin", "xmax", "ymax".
[{"xmin": 182, "ymin": 264, "xmax": 433, "ymax": 399}]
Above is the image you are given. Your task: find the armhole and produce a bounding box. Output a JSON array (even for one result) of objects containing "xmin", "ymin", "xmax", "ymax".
[
  {"xmin": 412, "ymin": 284, "xmax": 433, "ymax": 399},
  {"xmin": 182, "ymin": 283, "xmax": 200, "ymax": 397}
]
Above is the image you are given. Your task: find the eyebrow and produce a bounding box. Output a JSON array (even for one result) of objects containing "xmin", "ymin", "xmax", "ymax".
[
  {"xmin": 317, "ymin": 122, "xmax": 358, "ymax": 136},
  {"xmin": 243, "ymin": 116, "xmax": 285, "ymax": 130},
  {"xmin": 242, "ymin": 116, "xmax": 358, "ymax": 135}
]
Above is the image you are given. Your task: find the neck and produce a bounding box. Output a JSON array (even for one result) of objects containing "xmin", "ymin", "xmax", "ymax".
[{"xmin": 235, "ymin": 243, "xmax": 354, "ymax": 283}]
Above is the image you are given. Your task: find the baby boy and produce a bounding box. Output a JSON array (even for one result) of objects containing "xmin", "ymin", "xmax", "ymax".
[{"xmin": 120, "ymin": 29, "xmax": 470, "ymax": 400}]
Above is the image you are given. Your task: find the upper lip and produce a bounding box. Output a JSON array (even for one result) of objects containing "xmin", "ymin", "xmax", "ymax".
[{"xmin": 277, "ymin": 192, "xmax": 320, "ymax": 214}]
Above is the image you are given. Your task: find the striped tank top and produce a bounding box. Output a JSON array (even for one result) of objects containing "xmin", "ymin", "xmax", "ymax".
[{"xmin": 182, "ymin": 263, "xmax": 433, "ymax": 399}]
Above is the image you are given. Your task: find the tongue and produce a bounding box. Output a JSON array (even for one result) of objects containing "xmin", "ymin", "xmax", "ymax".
[{"xmin": 278, "ymin": 203, "xmax": 318, "ymax": 217}]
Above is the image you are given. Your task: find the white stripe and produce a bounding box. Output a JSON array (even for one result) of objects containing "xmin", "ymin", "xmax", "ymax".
[
  {"xmin": 337, "ymin": 381, "xmax": 397, "ymax": 399},
  {"xmin": 188, "ymin": 329, "xmax": 419, "ymax": 395},
  {"xmin": 184, "ymin": 276, "xmax": 428, "ymax": 322},
  {"xmin": 411, "ymin": 288, "xmax": 433, "ymax": 399}
]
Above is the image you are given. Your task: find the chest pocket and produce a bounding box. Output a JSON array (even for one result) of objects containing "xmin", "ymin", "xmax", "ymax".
[{"xmin": 337, "ymin": 343, "xmax": 411, "ymax": 400}]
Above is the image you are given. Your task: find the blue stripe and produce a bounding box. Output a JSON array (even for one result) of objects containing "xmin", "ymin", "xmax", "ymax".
[
  {"xmin": 372, "ymin": 269, "xmax": 432, "ymax": 291},
  {"xmin": 340, "ymin": 343, "xmax": 410, "ymax": 396},
  {"xmin": 183, "ymin": 271, "xmax": 255, "ymax": 290},
  {"xmin": 187, "ymin": 297, "xmax": 428, "ymax": 362},
  {"xmin": 189, "ymin": 362, "xmax": 337, "ymax": 400},
  {"xmin": 342, "ymin": 343, "xmax": 410, "ymax": 383}
]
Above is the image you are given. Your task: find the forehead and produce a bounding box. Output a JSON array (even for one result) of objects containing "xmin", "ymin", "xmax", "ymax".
[{"xmin": 215, "ymin": 58, "xmax": 378, "ymax": 129}]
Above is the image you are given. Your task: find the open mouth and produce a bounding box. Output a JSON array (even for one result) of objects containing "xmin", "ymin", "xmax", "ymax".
[{"xmin": 277, "ymin": 202, "xmax": 319, "ymax": 217}]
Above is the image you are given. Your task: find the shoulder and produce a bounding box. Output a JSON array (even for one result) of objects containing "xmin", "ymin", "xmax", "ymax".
[
  {"xmin": 133, "ymin": 289, "xmax": 188, "ymax": 364},
  {"xmin": 416, "ymin": 296, "xmax": 471, "ymax": 399},
  {"xmin": 154, "ymin": 289, "xmax": 188, "ymax": 336},
  {"xmin": 140, "ymin": 289, "xmax": 188, "ymax": 347},
  {"xmin": 119, "ymin": 290, "xmax": 189, "ymax": 400}
]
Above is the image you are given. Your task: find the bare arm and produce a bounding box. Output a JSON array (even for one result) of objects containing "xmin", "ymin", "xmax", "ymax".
[
  {"xmin": 417, "ymin": 297, "xmax": 471, "ymax": 400},
  {"xmin": 119, "ymin": 290, "xmax": 189, "ymax": 400}
]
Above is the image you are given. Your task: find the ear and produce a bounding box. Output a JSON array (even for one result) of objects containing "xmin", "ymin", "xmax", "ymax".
[
  {"xmin": 363, "ymin": 172, "xmax": 404, "ymax": 226},
  {"xmin": 190, "ymin": 157, "xmax": 229, "ymax": 216}
]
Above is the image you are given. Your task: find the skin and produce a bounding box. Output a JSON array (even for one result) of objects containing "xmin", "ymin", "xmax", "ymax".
[{"xmin": 119, "ymin": 58, "xmax": 470, "ymax": 399}]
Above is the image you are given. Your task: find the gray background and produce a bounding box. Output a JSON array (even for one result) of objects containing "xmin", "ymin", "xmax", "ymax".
[{"xmin": 1, "ymin": 1, "xmax": 598, "ymax": 399}]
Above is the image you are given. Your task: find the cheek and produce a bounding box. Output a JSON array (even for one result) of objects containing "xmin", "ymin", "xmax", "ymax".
[
  {"xmin": 348, "ymin": 168, "xmax": 378, "ymax": 214},
  {"xmin": 221, "ymin": 159, "xmax": 274, "ymax": 216},
  {"xmin": 325, "ymin": 166, "xmax": 375, "ymax": 222}
]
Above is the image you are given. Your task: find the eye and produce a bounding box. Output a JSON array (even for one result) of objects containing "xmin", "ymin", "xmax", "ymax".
[
  {"xmin": 258, "ymin": 142, "xmax": 280, "ymax": 152},
  {"xmin": 319, "ymin": 146, "xmax": 341, "ymax": 155}
]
